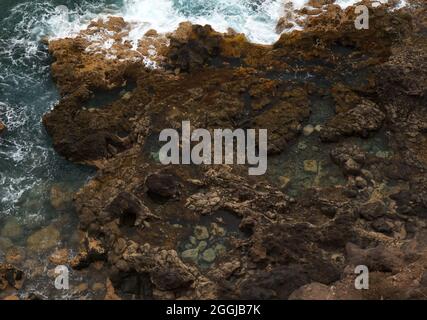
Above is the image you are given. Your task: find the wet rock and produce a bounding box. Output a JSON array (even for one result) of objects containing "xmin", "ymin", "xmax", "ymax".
[
  {"xmin": 149, "ymin": 250, "xmax": 195, "ymax": 291},
  {"xmin": 40, "ymin": 1, "xmax": 425, "ymax": 300},
  {"xmin": 105, "ymin": 278, "xmax": 121, "ymax": 300},
  {"xmin": 50, "ymin": 185, "xmax": 73, "ymax": 210},
  {"xmin": 197, "ymin": 241, "xmax": 208, "ymax": 252},
  {"xmin": 106, "ymin": 192, "xmax": 159, "ymax": 228},
  {"xmin": 201, "ymin": 248, "xmax": 216, "ymax": 263},
  {"xmin": 121, "ymin": 92, "xmax": 132, "ymax": 101},
  {"xmin": 320, "ymin": 100, "xmax": 385, "ymax": 142},
  {"xmin": 144, "ymin": 29, "xmax": 158, "ymax": 37},
  {"xmin": 214, "ymin": 244, "xmax": 226, "ymax": 256},
  {"xmin": 303, "ymin": 124, "xmax": 315, "ymax": 136},
  {"xmin": 279, "ymin": 176, "xmax": 291, "ymax": 188},
  {"xmin": 0, "ymin": 237, "xmax": 13, "ymax": 252},
  {"xmin": 0, "ymin": 264, "xmax": 24, "ymax": 291},
  {"xmin": 167, "ymin": 24, "xmax": 221, "ymax": 72},
  {"xmin": 26, "ymin": 225, "xmax": 60, "ymax": 252},
  {"xmin": 189, "ymin": 236, "xmax": 197, "ymax": 246},
  {"xmin": 70, "ymin": 251, "xmax": 90, "ymax": 270},
  {"xmin": 210, "ymin": 223, "xmax": 226, "ymax": 237},
  {"xmin": 181, "ymin": 249, "xmax": 199, "ymax": 263},
  {"xmin": 276, "ymin": 17, "xmax": 295, "ymax": 34},
  {"xmin": 49, "ymin": 249, "xmax": 69, "ymax": 265},
  {"xmin": 87, "ymin": 237, "xmax": 107, "ymax": 261},
  {"xmin": 5, "ymin": 247, "xmax": 26, "ymax": 265},
  {"xmin": 354, "ymin": 176, "xmax": 367, "ymax": 189},
  {"xmin": 0, "ymin": 218, "xmax": 22, "ymax": 240},
  {"xmin": 297, "ymin": 141, "xmax": 307, "ymax": 150},
  {"xmin": 146, "ymin": 173, "xmax": 181, "ymax": 199},
  {"xmin": 74, "ymin": 283, "xmax": 89, "ymax": 294}
]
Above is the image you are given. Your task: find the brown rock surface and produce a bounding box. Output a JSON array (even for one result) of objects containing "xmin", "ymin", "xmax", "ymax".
[{"xmin": 40, "ymin": 1, "xmax": 427, "ymax": 300}]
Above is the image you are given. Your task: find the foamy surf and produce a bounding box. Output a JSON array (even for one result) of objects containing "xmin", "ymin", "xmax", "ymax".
[{"xmin": 42, "ymin": 0, "xmax": 404, "ymax": 46}]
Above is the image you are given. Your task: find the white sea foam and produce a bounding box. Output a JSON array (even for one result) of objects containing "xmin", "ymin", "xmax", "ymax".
[{"xmin": 37, "ymin": 0, "xmax": 408, "ymax": 48}]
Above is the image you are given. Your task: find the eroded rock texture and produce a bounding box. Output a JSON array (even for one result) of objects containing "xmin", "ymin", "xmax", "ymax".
[{"xmin": 42, "ymin": 1, "xmax": 427, "ymax": 299}]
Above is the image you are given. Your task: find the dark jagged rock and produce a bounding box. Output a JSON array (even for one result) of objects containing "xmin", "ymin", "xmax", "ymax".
[
  {"xmin": 0, "ymin": 264, "xmax": 24, "ymax": 293},
  {"xmin": 320, "ymin": 100, "xmax": 385, "ymax": 142}
]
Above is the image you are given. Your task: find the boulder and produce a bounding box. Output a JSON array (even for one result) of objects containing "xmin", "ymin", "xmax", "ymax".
[{"xmin": 26, "ymin": 225, "xmax": 60, "ymax": 252}]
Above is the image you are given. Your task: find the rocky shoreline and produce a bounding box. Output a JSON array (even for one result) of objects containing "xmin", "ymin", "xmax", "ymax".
[{"xmin": 1, "ymin": 0, "xmax": 427, "ymax": 300}]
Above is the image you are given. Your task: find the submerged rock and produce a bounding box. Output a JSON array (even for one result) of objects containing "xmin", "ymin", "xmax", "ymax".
[
  {"xmin": 0, "ymin": 218, "xmax": 23, "ymax": 240},
  {"xmin": 303, "ymin": 125, "xmax": 315, "ymax": 136},
  {"xmin": 201, "ymin": 248, "xmax": 216, "ymax": 263},
  {"xmin": 26, "ymin": 225, "xmax": 60, "ymax": 252},
  {"xmin": 181, "ymin": 249, "xmax": 199, "ymax": 263},
  {"xmin": 50, "ymin": 185, "xmax": 73, "ymax": 210},
  {"xmin": 194, "ymin": 226, "xmax": 209, "ymax": 240}
]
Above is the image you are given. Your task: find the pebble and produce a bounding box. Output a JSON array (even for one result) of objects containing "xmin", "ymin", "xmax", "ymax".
[
  {"xmin": 304, "ymin": 160, "xmax": 318, "ymax": 173},
  {"xmin": 189, "ymin": 236, "xmax": 197, "ymax": 246},
  {"xmin": 197, "ymin": 241, "xmax": 208, "ymax": 252},
  {"xmin": 201, "ymin": 248, "xmax": 216, "ymax": 263},
  {"xmin": 194, "ymin": 226, "xmax": 209, "ymax": 240},
  {"xmin": 210, "ymin": 223, "xmax": 226, "ymax": 237},
  {"xmin": 214, "ymin": 244, "xmax": 226, "ymax": 256},
  {"xmin": 181, "ymin": 249, "xmax": 199, "ymax": 262},
  {"xmin": 50, "ymin": 185, "xmax": 72, "ymax": 210},
  {"xmin": 5, "ymin": 247, "xmax": 26, "ymax": 264},
  {"xmin": 298, "ymin": 141, "xmax": 308, "ymax": 150},
  {"xmin": 121, "ymin": 92, "xmax": 132, "ymax": 101},
  {"xmin": 303, "ymin": 125, "xmax": 314, "ymax": 136},
  {"xmin": 279, "ymin": 176, "xmax": 291, "ymax": 188},
  {"xmin": 0, "ymin": 237, "xmax": 13, "ymax": 251}
]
